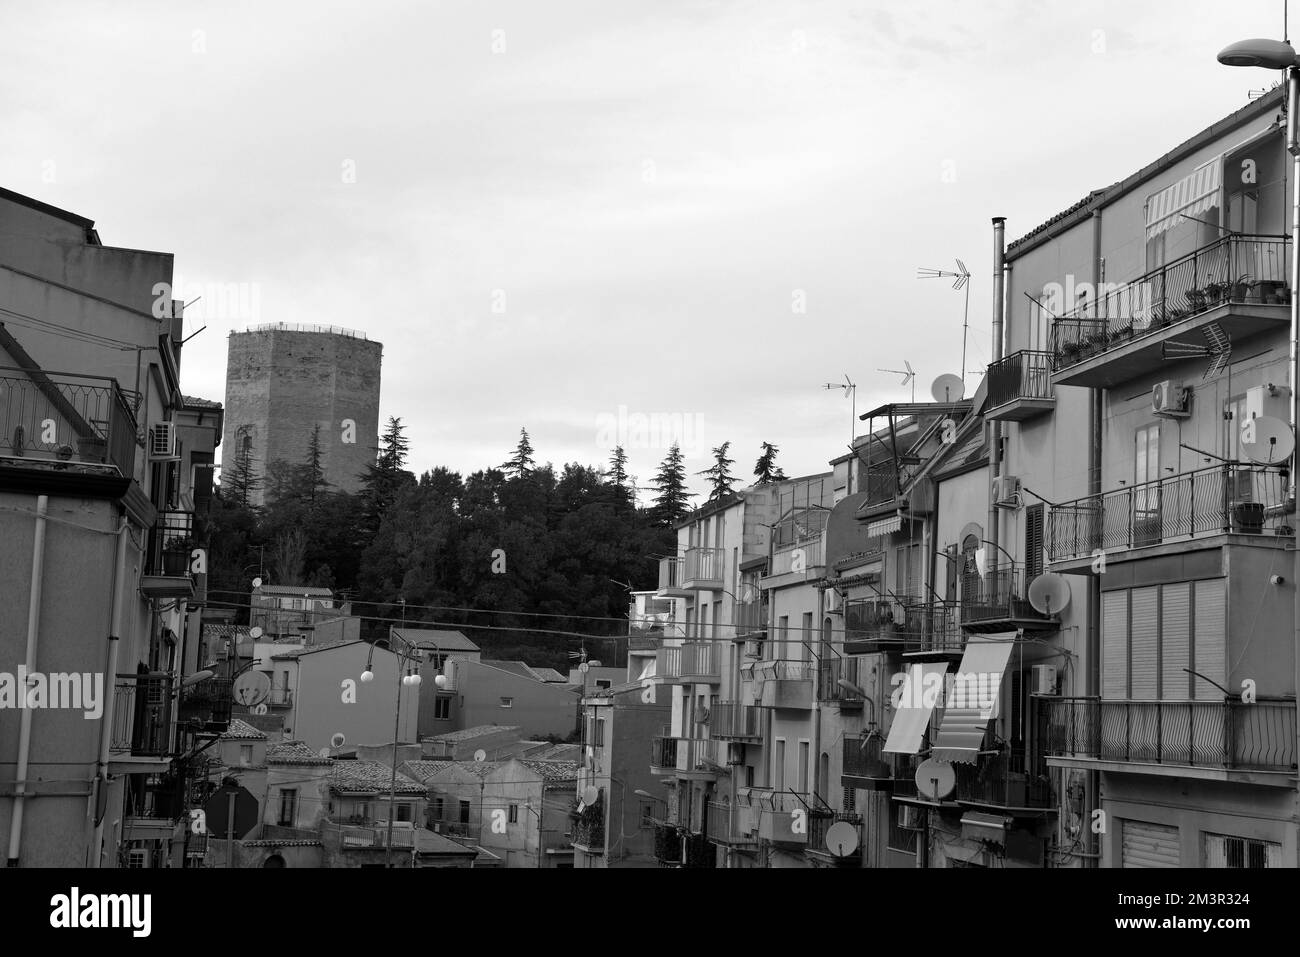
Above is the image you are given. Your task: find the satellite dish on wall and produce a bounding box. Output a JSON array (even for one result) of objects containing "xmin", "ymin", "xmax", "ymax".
[
  {"xmin": 581, "ymin": 785, "xmax": 599, "ymax": 806},
  {"xmin": 251, "ymin": 703, "xmax": 268, "ymax": 715},
  {"xmin": 915, "ymin": 758, "xmax": 956, "ymax": 800},
  {"xmin": 579, "ymin": 662, "xmax": 590, "ymax": 673},
  {"xmin": 825, "ymin": 821, "xmax": 860, "ymax": 858},
  {"xmin": 1028, "ymin": 573, "xmax": 1072, "ymax": 615},
  {"xmin": 931, "ymin": 374, "xmax": 965, "ymax": 404},
  {"xmin": 249, "ymin": 626, "xmax": 264, "ymax": 639},
  {"xmin": 232, "ymin": 669, "xmax": 271, "ymax": 707},
  {"xmin": 474, "ymin": 749, "xmax": 487, "ymax": 763},
  {"xmin": 252, "ymin": 577, "xmax": 263, "ymax": 589},
  {"xmin": 1240, "ymin": 415, "xmax": 1295, "ymax": 464},
  {"xmin": 331, "ymin": 732, "xmax": 346, "ymax": 748}
]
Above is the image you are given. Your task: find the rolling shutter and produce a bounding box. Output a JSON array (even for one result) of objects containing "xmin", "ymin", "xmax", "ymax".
[
  {"xmin": 1193, "ymin": 579, "xmax": 1227, "ymax": 700},
  {"xmin": 1101, "ymin": 591, "xmax": 1128, "ymax": 699},
  {"xmin": 1160, "ymin": 583, "xmax": 1191, "ymax": 700},
  {"xmin": 1129, "ymin": 587, "xmax": 1159, "ymax": 700},
  {"xmin": 1122, "ymin": 820, "xmax": 1181, "ymax": 867}
]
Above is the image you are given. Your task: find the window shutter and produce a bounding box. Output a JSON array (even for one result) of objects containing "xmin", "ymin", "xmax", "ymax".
[
  {"xmin": 1160, "ymin": 583, "xmax": 1191, "ymax": 699},
  {"xmin": 1101, "ymin": 591, "xmax": 1129, "ymax": 699},
  {"xmin": 1193, "ymin": 579, "xmax": 1227, "ymax": 700},
  {"xmin": 1025, "ymin": 504, "xmax": 1045, "ymax": 581},
  {"xmin": 1130, "ymin": 587, "xmax": 1159, "ymax": 700}
]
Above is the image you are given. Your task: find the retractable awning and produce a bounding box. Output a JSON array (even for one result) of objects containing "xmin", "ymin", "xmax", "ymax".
[
  {"xmin": 866, "ymin": 514, "xmax": 903, "ymax": 538},
  {"xmin": 931, "ymin": 633, "xmax": 1017, "ymax": 763},
  {"xmin": 882, "ymin": 661, "xmax": 949, "ymax": 755},
  {"xmin": 1145, "ymin": 161, "xmax": 1221, "ymax": 239}
]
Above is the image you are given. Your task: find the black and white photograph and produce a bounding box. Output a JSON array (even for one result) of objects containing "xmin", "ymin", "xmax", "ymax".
[{"xmin": 0, "ymin": 0, "xmax": 1294, "ymax": 938}]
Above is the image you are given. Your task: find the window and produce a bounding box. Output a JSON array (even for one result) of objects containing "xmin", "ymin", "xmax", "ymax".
[
  {"xmin": 126, "ymin": 848, "xmax": 148, "ymax": 869},
  {"xmin": 239, "ymin": 745, "xmax": 253, "ymax": 766},
  {"xmin": 1025, "ymin": 504, "xmax": 1045, "ymax": 582},
  {"xmin": 800, "ymin": 612, "xmax": 813, "ymax": 662},
  {"xmin": 774, "ymin": 739, "xmax": 786, "ymax": 791},
  {"xmin": 1102, "ymin": 579, "xmax": 1225, "ymax": 701},
  {"xmin": 638, "ymin": 799, "xmax": 654, "ymax": 828},
  {"xmin": 500, "ymin": 697, "xmax": 513, "ymax": 709},
  {"xmin": 595, "ymin": 679, "xmax": 611, "ymax": 690},
  {"xmin": 395, "ymin": 803, "xmax": 412, "ymax": 822},
  {"xmin": 1135, "ymin": 424, "xmax": 1161, "ymax": 545},
  {"xmin": 594, "ymin": 717, "xmax": 606, "ymax": 747},
  {"xmin": 798, "ymin": 741, "xmax": 810, "ymax": 793},
  {"xmin": 777, "ymin": 616, "xmax": 789, "ymax": 660},
  {"xmin": 1204, "ymin": 833, "xmax": 1281, "ymax": 868},
  {"xmin": 432, "ymin": 797, "xmax": 444, "ymax": 819},
  {"xmin": 278, "ymin": 789, "xmax": 298, "ymax": 826},
  {"xmin": 509, "ymin": 804, "xmax": 519, "ymax": 824},
  {"xmin": 434, "ymin": 696, "xmax": 451, "ymax": 720},
  {"xmin": 459, "ymin": 801, "xmax": 471, "ymax": 824}
]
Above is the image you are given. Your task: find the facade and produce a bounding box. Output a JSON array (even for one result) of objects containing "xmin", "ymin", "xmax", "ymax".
[
  {"xmin": 249, "ymin": 584, "xmax": 342, "ymax": 640},
  {"xmin": 222, "ymin": 323, "xmax": 382, "ymax": 507},
  {"xmin": 0, "ymin": 187, "xmax": 230, "ymax": 868},
  {"xmin": 419, "ymin": 657, "xmax": 581, "ymax": 740}
]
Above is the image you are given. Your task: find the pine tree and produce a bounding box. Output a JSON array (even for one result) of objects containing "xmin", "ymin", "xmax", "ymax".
[
  {"xmin": 378, "ymin": 417, "xmax": 410, "ymax": 472},
  {"xmin": 501, "ymin": 428, "xmax": 536, "ymax": 480},
  {"xmin": 303, "ymin": 424, "xmax": 332, "ymax": 503},
  {"xmin": 754, "ymin": 442, "xmax": 787, "ymax": 485},
  {"xmin": 359, "ymin": 416, "xmax": 413, "ymax": 529},
  {"xmin": 697, "ymin": 441, "xmax": 736, "ymax": 501},
  {"xmin": 608, "ymin": 446, "xmax": 629, "ymax": 487},
  {"xmin": 225, "ymin": 434, "xmax": 262, "ymax": 509},
  {"xmin": 650, "ymin": 443, "xmax": 694, "ymax": 526}
]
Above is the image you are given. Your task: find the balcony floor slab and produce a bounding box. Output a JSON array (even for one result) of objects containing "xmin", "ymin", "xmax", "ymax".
[{"xmin": 1046, "ymin": 755, "xmax": 1296, "ymax": 787}]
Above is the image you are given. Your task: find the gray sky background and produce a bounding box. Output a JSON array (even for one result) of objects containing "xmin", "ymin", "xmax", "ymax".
[{"xmin": 2, "ymin": 0, "xmax": 1288, "ymax": 500}]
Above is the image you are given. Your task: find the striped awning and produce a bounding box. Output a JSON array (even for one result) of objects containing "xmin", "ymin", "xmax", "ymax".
[
  {"xmin": 866, "ymin": 514, "xmax": 903, "ymax": 539},
  {"xmin": 883, "ymin": 662, "xmax": 949, "ymax": 755},
  {"xmin": 1145, "ymin": 161, "xmax": 1221, "ymax": 239},
  {"xmin": 931, "ymin": 633, "xmax": 1017, "ymax": 763}
]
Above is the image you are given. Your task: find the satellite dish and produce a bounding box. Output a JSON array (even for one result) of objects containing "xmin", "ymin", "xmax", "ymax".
[
  {"xmin": 579, "ymin": 662, "xmax": 590, "ymax": 673},
  {"xmin": 931, "ymin": 373, "xmax": 965, "ymax": 404},
  {"xmin": 249, "ymin": 626, "xmax": 264, "ymax": 639},
  {"xmin": 331, "ymin": 732, "xmax": 346, "ymax": 748},
  {"xmin": 825, "ymin": 821, "xmax": 860, "ymax": 858},
  {"xmin": 232, "ymin": 669, "xmax": 271, "ymax": 707},
  {"xmin": 474, "ymin": 749, "xmax": 487, "ymax": 763},
  {"xmin": 252, "ymin": 577, "xmax": 262, "ymax": 589},
  {"xmin": 581, "ymin": 785, "xmax": 599, "ymax": 805},
  {"xmin": 1029, "ymin": 573, "xmax": 1072, "ymax": 615},
  {"xmin": 915, "ymin": 758, "xmax": 956, "ymax": 800},
  {"xmin": 1240, "ymin": 415, "xmax": 1295, "ymax": 464},
  {"xmin": 251, "ymin": 703, "xmax": 268, "ymax": 715}
]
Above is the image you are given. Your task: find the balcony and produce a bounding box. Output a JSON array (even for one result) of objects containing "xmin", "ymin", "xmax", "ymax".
[
  {"xmin": 650, "ymin": 732, "xmax": 724, "ymax": 779},
  {"xmin": 657, "ymin": 556, "xmax": 688, "ymax": 598},
  {"xmin": 1038, "ymin": 697, "xmax": 1297, "ymax": 782},
  {"xmin": 111, "ymin": 673, "xmax": 174, "ymax": 758},
  {"xmin": 985, "ymin": 350, "xmax": 1055, "ymax": 422},
  {"xmin": 710, "ymin": 702, "xmax": 767, "ymax": 741},
  {"xmin": 960, "ymin": 564, "xmax": 1057, "ymax": 632},
  {"xmin": 743, "ymin": 659, "xmax": 815, "ymax": 710},
  {"xmin": 141, "ymin": 509, "xmax": 197, "ymax": 599},
  {"xmin": 682, "ymin": 547, "xmax": 724, "ymax": 590},
  {"xmin": 807, "ymin": 812, "xmax": 863, "ymax": 864},
  {"xmin": 0, "ymin": 367, "xmax": 138, "ymax": 477},
  {"xmin": 732, "ymin": 598, "xmax": 767, "ymax": 638},
  {"xmin": 752, "ymin": 790, "xmax": 831, "ymax": 845},
  {"xmin": 706, "ymin": 801, "xmax": 758, "ymax": 847},
  {"xmin": 571, "ymin": 810, "xmax": 605, "ymax": 852},
  {"xmin": 841, "ymin": 732, "xmax": 894, "ymax": 789},
  {"xmin": 843, "ymin": 599, "xmax": 918, "ymax": 654},
  {"xmin": 1047, "ymin": 464, "xmax": 1292, "ymax": 564},
  {"xmin": 268, "ymin": 685, "xmax": 295, "ymax": 707},
  {"xmin": 653, "ymin": 824, "xmax": 715, "ymax": 867},
  {"xmin": 654, "ymin": 641, "xmax": 720, "ymax": 684},
  {"xmin": 1049, "ymin": 234, "xmax": 1291, "ymax": 389},
  {"xmin": 952, "ymin": 744, "xmax": 1053, "ymax": 813},
  {"xmin": 818, "ymin": 657, "xmax": 865, "ymax": 709},
  {"xmin": 770, "ymin": 539, "xmax": 824, "ymax": 578},
  {"xmin": 178, "ymin": 676, "xmax": 233, "ymax": 735}
]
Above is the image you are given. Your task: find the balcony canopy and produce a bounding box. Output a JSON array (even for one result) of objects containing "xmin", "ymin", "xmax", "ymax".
[
  {"xmin": 883, "ymin": 661, "xmax": 949, "ymax": 756},
  {"xmin": 1145, "ymin": 161, "xmax": 1220, "ymax": 239},
  {"xmin": 931, "ymin": 633, "xmax": 1017, "ymax": 764}
]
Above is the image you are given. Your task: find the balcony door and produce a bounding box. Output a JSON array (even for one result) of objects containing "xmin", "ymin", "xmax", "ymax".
[{"xmin": 1134, "ymin": 424, "xmax": 1161, "ymax": 546}]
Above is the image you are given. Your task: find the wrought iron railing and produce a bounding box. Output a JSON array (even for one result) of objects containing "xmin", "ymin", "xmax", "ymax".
[
  {"xmin": 732, "ymin": 598, "xmax": 766, "ymax": 636},
  {"xmin": 710, "ymin": 702, "xmax": 766, "ymax": 740},
  {"xmin": 0, "ymin": 367, "xmax": 138, "ymax": 475},
  {"xmin": 987, "ymin": 349, "xmax": 1054, "ymax": 408},
  {"xmin": 683, "ymin": 547, "xmax": 723, "ymax": 585},
  {"xmin": 960, "ymin": 563, "xmax": 1054, "ymax": 625},
  {"xmin": 706, "ymin": 801, "xmax": 757, "ymax": 845},
  {"xmin": 656, "ymin": 641, "xmax": 720, "ymax": 681},
  {"xmin": 146, "ymin": 510, "xmax": 196, "ymax": 578},
  {"xmin": 1047, "ymin": 464, "xmax": 1292, "ymax": 561},
  {"xmin": 1050, "ymin": 234, "xmax": 1291, "ymax": 369},
  {"xmin": 952, "ymin": 744, "xmax": 1053, "ymax": 808},
  {"xmin": 178, "ymin": 676, "xmax": 233, "ymax": 733},
  {"xmin": 818, "ymin": 657, "xmax": 865, "ymax": 704},
  {"xmin": 111, "ymin": 673, "xmax": 173, "ymax": 757},
  {"xmin": 1038, "ymin": 696, "xmax": 1297, "ymax": 772},
  {"xmin": 842, "ymin": 732, "xmax": 891, "ymax": 779}
]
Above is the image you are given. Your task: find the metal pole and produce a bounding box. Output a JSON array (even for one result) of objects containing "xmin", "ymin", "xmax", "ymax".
[
  {"xmin": 1286, "ymin": 66, "xmax": 1300, "ymax": 865},
  {"xmin": 226, "ymin": 795, "xmax": 235, "ymax": 869},
  {"xmin": 386, "ymin": 655, "xmax": 403, "ymax": 867}
]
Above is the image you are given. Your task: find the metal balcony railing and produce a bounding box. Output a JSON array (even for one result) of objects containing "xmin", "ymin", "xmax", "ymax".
[
  {"xmin": 651, "ymin": 732, "xmax": 723, "ymax": 773},
  {"xmin": 889, "ymin": 752, "xmax": 924, "ymax": 799},
  {"xmin": 771, "ymin": 539, "xmax": 824, "ymax": 575},
  {"xmin": 1047, "ymin": 464, "xmax": 1292, "ymax": 561},
  {"xmin": 773, "ymin": 509, "xmax": 828, "ymax": 548},
  {"xmin": 178, "ymin": 676, "xmax": 233, "ymax": 733},
  {"xmin": 732, "ymin": 598, "xmax": 767, "ymax": 636},
  {"xmin": 146, "ymin": 510, "xmax": 197, "ymax": 578},
  {"xmin": 0, "ymin": 367, "xmax": 138, "ymax": 476},
  {"xmin": 710, "ymin": 702, "xmax": 766, "ymax": 740},
  {"xmin": 818, "ymin": 657, "xmax": 865, "ymax": 705},
  {"xmin": 986, "ymin": 349, "xmax": 1054, "ymax": 408},
  {"xmin": 658, "ymin": 556, "xmax": 684, "ymax": 592},
  {"xmin": 683, "ymin": 547, "xmax": 723, "ymax": 587},
  {"xmin": 572, "ymin": 814, "xmax": 605, "ymax": 850},
  {"xmin": 808, "ymin": 811, "xmax": 862, "ymax": 858},
  {"xmin": 952, "ymin": 744, "xmax": 1053, "ymax": 809},
  {"xmin": 706, "ymin": 801, "xmax": 757, "ymax": 845},
  {"xmin": 653, "ymin": 824, "xmax": 715, "ymax": 867},
  {"xmin": 656, "ymin": 641, "xmax": 720, "ymax": 682},
  {"xmin": 1038, "ymin": 697, "xmax": 1297, "ymax": 772},
  {"xmin": 747, "ymin": 659, "xmax": 816, "ymax": 682},
  {"xmin": 960, "ymin": 563, "xmax": 1055, "ymax": 626},
  {"xmin": 842, "ymin": 732, "xmax": 892, "ymax": 780},
  {"xmin": 751, "ymin": 790, "xmax": 831, "ymax": 844},
  {"xmin": 1050, "ymin": 234, "xmax": 1291, "ymax": 369},
  {"xmin": 843, "ymin": 598, "xmax": 929, "ymax": 653},
  {"xmin": 111, "ymin": 673, "xmax": 174, "ymax": 757},
  {"xmin": 268, "ymin": 685, "xmax": 294, "ymax": 707}
]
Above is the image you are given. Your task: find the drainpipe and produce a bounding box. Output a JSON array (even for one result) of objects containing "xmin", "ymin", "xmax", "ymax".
[
  {"xmin": 6, "ymin": 496, "xmax": 48, "ymax": 867},
  {"xmin": 987, "ymin": 219, "xmax": 1007, "ymax": 579},
  {"xmin": 89, "ymin": 519, "xmax": 130, "ymax": 867},
  {"xmin": 1085, "ymin": 207, "xmax": 1104, "ymax": 869}
]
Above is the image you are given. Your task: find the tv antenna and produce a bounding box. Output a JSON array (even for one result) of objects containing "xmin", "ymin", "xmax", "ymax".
[
  {"xmin": 823, "ymin": 375, "xmax": 857, "ymax": 493},
  {"xmin": 1161, "ymin": 321, "xmax": 1232, "ymax": 379},
  {"xmin": 878, "ymin": 360, "xmax": 916, "ymax": 402},
  {"xmin": 918, "ymin": 259, "xmax": 972, "ymax": 383}
]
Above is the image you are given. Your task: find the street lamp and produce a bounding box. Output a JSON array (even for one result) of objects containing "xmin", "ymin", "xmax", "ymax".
[{"xmin": 1217, "ymin": 37, "xmax": 1300, "ymax": 858}]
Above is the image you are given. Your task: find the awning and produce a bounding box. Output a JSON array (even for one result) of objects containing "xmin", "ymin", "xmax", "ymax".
[
  {"xmin": 931, "ymin": 633, "xmax": 1017, "ymax": 763},
  {"xmin": 866, "ymin": 514, "xmax": 903, "ymax": 539},
  {"xmin": 1145, "ymin": 161, "xmax": 1221, "ymax": 239},
  {"xmin": 882, "ymin": 662, "xmax": 949, "ymax": 755}
]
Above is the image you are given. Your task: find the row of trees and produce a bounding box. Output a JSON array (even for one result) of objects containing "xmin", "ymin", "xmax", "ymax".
[{"xmin": 207, "ymin": 423, "xmax": 789, "ymax": 670}]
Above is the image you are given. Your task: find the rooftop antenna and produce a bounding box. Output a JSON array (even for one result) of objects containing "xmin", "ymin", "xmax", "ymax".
[
  {"xmin": 823, "ymin": 374, "xmax": 857, "ymax": 494},
  {"xmin": 918, "ymin": 259, "xmax": 972, "ymax": 383},
  {"xmin": 877, "ymin": 360, "xmax": 916, "ymax": 403},
  {"xmin": 1161, "ymin": 322, "xmax": 1232, "ymax": 379}
]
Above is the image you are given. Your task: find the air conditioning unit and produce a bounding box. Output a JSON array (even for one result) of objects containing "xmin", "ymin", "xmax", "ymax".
[
  {"xmin": 1031, "ymin": 664, "xmax": 1058, "ymax": 695},
  {"xmin": 898, "ymin": 805, "xmax": 923, "ymax": 830},
  {"xmin": 149, "ymin": 422, "xmax": 179, "ymax": 460},
  {"xmin": 1245, "ymin": 383, "xmax": 1291, "ymax": 423},
  {"xmin": 1152, "ymin": 381, "xmax": 1191, "ymax": 418},
  {"xmin": 992, "ymin": 475, "xmax": 1022, "ymax": 506},
  {"xmin": 743, "ymin": 639, "xmax": 762, "ymax": 659}
]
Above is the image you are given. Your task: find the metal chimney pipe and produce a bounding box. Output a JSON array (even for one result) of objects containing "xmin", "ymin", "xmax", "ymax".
[{"xmin": 986, "ymin": 218, "xmax": 1007, "ymax": 582}]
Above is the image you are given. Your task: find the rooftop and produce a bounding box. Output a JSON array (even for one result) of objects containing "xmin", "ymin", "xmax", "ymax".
[
  {"xmin": 329, "ymin": 760, "xmax": 425, "ymax": 796},
  {"xmin": 479, "ymin": 660, "xmax": 540, "ymax": 679},
  {"xmin": 402, "ymin": 760, "xmax": 456, "ymax": 782},
  {"xmin": 182, "ymin": 395, "xmax": 223, "ymax": 410},
  {"xmin": 220, "ymin": 718, "xmax": 266, "ymax": 741},
  {"xmin": 519, "ymin": 760, "xmax": 579, "ymax": 783},
  {"xmin": 425, "ymin": 725, "xmax": 522, "ymax": 744},
  {"xmin": 390, "ymin": 627, "xmax": 480, "ymax": 652},
  {"xmin": 267, "ymin": 741, "xmax": 333, "ymax": 766}
]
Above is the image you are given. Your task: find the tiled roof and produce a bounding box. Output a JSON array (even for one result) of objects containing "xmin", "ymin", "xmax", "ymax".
[
  {"xmin": 519, "ymin": 760, "xmax": 579, "ymax": 782},
  {"xmin": 402, "ymin": 760, "xmax": 455, "ymax": 782},
  {"xmin": 221, "ymin": 718, "xmax": 266, "ymax": 740},
  {"xmin": 425, "ymin": 725, "xmax": 520, "ymax": 743},
  {"xmin": 390, "ymin": 628, "xmax": 480, "ymax": 652},
  {"xmin": 182, "ymin": 395, "xmax": 223, "ymax": 409},
  {"xmin": 414, "ymin": 830, "xmax": 480, "ymax": 856},
  {"xmin": 454, "ymin": 760, "xmax": 499, "ymax": 780},
  {"xmin": 254, "ymin": 585, "xmax": 334, "ymax": 596},
  {"xmin": 329, "ymin": 760, "xmax": 425, "ymax": 795},
  {"xmin": 480, "ymin": 660, "xmax": 539, "ymax": 679},
  {"xmin": 526, "ymin": 743, "xmax": 581, "ymax": 762},
  {"xmin": 242, "ymin": 839, "xmax": 322, "ymax": 847},
  {"xmin": 267, "ymin": 741, "xmax": 333, "ymax": 766},
  {"xmin": 531, "ymin": 667, "xmax": 567, "ymax": 682},
  {"xmin": 202, "ymin": 624, "xmax": 251, "ymax": 640}
]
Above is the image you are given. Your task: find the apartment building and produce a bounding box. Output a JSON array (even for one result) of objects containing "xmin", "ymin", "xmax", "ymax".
[{"xmin": 0, "ymin": 187, "xmax": 229, "ymax": 868}]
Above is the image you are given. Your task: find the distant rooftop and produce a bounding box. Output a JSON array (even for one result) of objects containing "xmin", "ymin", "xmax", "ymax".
[
  {"xmin": 425, "ymin": 725, "xmax": 521, "ymax": 744},
  {"xmin": 402, "ymin": 760, "xmax": 456, "ymax": 782},
  {"xmin": 221, "ymin": 718, "xmax": 266, "ymax": 741},
  {"xmin": 267, "ymin": 741, "xmax": 332, "ymax": 766},
  {"xmin": 480, "ymin": 660, "xmax": 541, "ymax": 679},
  {"xmin": 519, "ymin": 760, "xmax": 579, "ymax": 783},
  {"xmin": 253, "ymin": 584, "xmax": 334, "ymax": 596},
  {"xmin": 330, "ymin": 760, "xmax": 425, "ymax": 796},
  {"xmin": 392, "ymin": 628, "xmax": 479, "ymax": 652}
]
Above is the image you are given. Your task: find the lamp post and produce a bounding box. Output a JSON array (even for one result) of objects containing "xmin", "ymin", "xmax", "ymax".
[
  {"xmin": 360, "ymin": 632, "xmax": 447, "ymax": 866},
  {"xmin": 1217, "ymin": 37, "xmax": 1300, "ymax": 865}
]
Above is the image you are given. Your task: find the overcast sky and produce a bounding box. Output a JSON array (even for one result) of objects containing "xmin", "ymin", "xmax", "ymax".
[{"xmin": 2, "ymin": 1, "xmax": 1289, "ymax": 499}]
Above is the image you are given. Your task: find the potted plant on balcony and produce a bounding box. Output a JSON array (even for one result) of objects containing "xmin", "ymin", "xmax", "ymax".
[
  {"xmin": 1186, "ymin": 288, "xmax": 1208, "ymax": 313},
  {"xmin": 1231, "ymin": 274, "xmax": 1253, "ymax": 302},
  {"xmin": 1203, "ymin": 280, "xmax": 1228, "ymax": 305}
]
